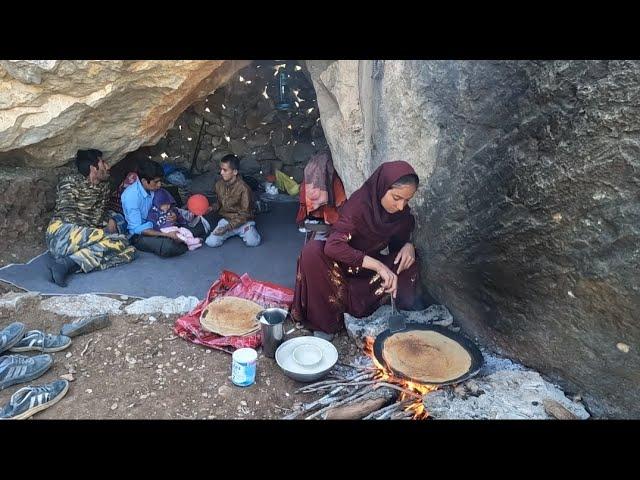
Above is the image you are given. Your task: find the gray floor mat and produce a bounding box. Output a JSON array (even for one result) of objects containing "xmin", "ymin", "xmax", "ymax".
[{"xmin": 0, "ymin": 203, "xmax": 305, "ymax": 298}]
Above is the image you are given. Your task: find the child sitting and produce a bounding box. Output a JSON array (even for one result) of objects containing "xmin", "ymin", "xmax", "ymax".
[{"xmin": 148, "ymin": 188, "xmax": 202, "ymax": 251}]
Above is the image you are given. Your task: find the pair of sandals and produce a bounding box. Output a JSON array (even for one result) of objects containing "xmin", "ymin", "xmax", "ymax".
[
  {"xmin": 0, "ymin": 322, "xmax": 72, "ymax": 420},
  {"xmin": 1, "ymin": 322, "xmax": 72, "ymax": 355}
]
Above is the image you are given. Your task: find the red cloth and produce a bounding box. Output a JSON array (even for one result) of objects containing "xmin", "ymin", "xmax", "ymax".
[
  {"xmin": 295, "ymin": 151, "xmax": 346, "ymax": 225},
  {"xmin": 291, "ymin": 161, "xmax": 419, "ymax": 333},
  {"xmin": 174, "ymin": 270, "xmax": 294, "ymax": 354}
]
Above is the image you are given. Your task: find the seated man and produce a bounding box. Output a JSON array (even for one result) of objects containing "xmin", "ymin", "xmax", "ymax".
[
  {"xmin": 121, "ymin": 158, "xmax": 190, "ymax": 257},
  {"xmin": 46, "ymin": 149, "xmax": 136, "ymax": 287},
  {"xmin": 205, "ymin": 154, "xmax": 261, "ymax": 248}
]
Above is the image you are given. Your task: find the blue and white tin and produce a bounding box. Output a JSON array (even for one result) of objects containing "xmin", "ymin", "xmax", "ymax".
[{"xmin": 231, "ymin": 347, "xmax": 257, "ymax": 387}]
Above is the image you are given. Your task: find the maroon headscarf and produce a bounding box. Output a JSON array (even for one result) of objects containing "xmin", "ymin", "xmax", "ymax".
[{"xmin": 336, "ymin": 160, "xmax": 417, "ymax": 241}]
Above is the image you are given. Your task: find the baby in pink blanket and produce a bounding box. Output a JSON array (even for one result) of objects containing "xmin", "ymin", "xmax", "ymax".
[{"xmin": 148, "ymin": 188, "xmax": 202, "ymax": 251}]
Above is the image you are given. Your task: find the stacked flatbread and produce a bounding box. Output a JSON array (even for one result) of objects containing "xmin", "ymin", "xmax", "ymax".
[
  {"xmin": 382, "ymin": 330, "xmax": 472, "ymax": 383},
  {"xmin": 199, "ymin": 297, "xmax": 263, "ymax": 336}
]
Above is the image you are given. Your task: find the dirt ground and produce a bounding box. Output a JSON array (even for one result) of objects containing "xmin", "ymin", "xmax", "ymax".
[
  {"xmin": 0, "ymin": 239, "xmax": 45, "ymax": 271},
  {"xmin": 0, "ymin": 238, "xmax": 362, "ymax": 420}
]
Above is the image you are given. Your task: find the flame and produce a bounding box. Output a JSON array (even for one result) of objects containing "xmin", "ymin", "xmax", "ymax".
[{"xmin": 363, "ymin": 336, "xmax": 437, "ymax": 419}]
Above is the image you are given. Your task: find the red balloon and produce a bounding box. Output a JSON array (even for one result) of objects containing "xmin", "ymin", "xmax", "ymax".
[{"xmin": 186, "ymin": 194, "xmax": 209, "ymax": 216}]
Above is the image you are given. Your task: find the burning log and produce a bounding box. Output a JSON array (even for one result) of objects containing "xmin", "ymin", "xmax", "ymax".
[
  {"xmin": 325, "ymin": 388, "xmax": 396, "ymax": 420},
  {"xmin": 373, "ymin": 382, "xmax": 424, "ymax": 399}
]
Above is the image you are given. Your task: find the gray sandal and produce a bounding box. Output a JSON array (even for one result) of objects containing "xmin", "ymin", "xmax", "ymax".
[
  {"xmin": 0, "ymin": 379, "xmax": 69, "ymax": 420},
  {"xmin": 0, "ymin": 354, "xmax": 53, "ymax": 391},
  {"xmin": 9, "ymin": 330, "xmax": 71, "ymax": 353},
  {"xmin": 0, "ymin": 322, "xmax": 26, "ymax": 354}
]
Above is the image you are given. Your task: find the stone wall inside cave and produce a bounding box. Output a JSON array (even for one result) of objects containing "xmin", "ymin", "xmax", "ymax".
[{"xmin": 138, "ymin": 60, "xmax": 328, "ymax": 182}]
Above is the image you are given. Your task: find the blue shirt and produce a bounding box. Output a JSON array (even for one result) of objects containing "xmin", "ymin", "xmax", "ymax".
[{"xmin": 121, "ymin": 179, "xmax": 154, "ymax": 236}]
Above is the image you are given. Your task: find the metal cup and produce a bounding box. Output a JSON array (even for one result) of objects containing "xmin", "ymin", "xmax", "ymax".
[{"xmin": 257, "ymin": 308, "xmax": 288, "ymax": 358}]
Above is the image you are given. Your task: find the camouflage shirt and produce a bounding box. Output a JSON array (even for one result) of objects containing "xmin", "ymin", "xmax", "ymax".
[{"xmin": 50, "ymin": 173, "xmax": 110, "ymax": 228}]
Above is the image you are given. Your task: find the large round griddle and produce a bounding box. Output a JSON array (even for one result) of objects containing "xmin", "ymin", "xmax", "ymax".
[{"xmin": 373, "ymin": 324, "xmax": 483, "ymax": 386}]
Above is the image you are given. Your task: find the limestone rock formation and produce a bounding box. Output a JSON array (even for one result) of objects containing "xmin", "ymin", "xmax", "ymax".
[{"xmin": 0, "ymin": 60, "xmax": 249, "ymax": 166}]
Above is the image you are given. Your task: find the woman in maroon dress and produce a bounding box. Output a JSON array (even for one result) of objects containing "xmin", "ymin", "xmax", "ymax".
[{"xmin": 291, "ymin": 161, "xmax": 421, "ymax": 338}]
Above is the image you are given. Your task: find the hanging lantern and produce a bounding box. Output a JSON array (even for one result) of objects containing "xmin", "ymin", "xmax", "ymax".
[{"xmin": 275, "ymin": 67, "xmax": 292, "ymax": 111}]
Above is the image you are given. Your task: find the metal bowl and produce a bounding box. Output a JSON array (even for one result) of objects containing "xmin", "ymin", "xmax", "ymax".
[
  {"xmin": 279, "ymin": 366, "xmax": 332, "ymax": 383},
  {"xmin": 293, "ymin": 344, "xmax": 323, "ymax": 367}
]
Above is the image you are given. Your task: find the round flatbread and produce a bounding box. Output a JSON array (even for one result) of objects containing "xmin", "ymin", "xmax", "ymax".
[
  {"xmin": 382, "ymin": 330, "xmax": 472, "ymax": 383},
  {"xmin": 199, "ymin": 297, "xmax": 263, "ymax": 336}
]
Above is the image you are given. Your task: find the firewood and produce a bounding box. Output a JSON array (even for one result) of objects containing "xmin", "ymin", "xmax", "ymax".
[
  {"xmin": 324, "ymin": 396, "xmax": 391, "ymax": 420},
  {"xmin": 389, "ymin": 410, "xmax": 414, "ymax": 420},
  {"xmin": 543, "ymin": 399, "xmax": 579, "ymax": 420},
  {"xmin": 301, "ymin": 380, "xmax": 379, "ymax": 393},
  {"xmin": 373, "ymin": 382, "xmax": 423, "ymax": 399},
  {"xmin": 296, "ymin": 372, "xmax": 374, "ymax": 393},
  {"xmin": 306, "ymin": 385, "xmax": 379, "ymax": 419},
  {"xmin": 310, "ymin": 386, "xmax": 397, "ymax": 420},
  {"xmin": 283, "ymin": 386, "xmax": 346, "ymax": 419},
  {"xmin": 363, "ymin": 399, "xmax": 413, "ymax": 420}
]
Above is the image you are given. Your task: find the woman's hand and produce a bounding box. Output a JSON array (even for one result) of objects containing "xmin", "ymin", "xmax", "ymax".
[
  {"xmin": 362, "ymin": 255, "xmax": 397, "ymax": 297},
  {"xmin": 377, "ymin": 263, "xmax": 398, "ymax": 298},
  {"xmin": 394, "ymin": 242, "xmax": 415, "ymax": 275}
]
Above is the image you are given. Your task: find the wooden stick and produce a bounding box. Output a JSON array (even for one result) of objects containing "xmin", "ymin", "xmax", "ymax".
[
  {"xmin": 324, "ymin": 396, "xmax": 392, "ymax": 420},
  {"xmin": 363, "ymin": 399, "xmax": 412, "ymax": 420},
  {"xmin": 189, "ymin": 116, "xmax": 207, "ymax": 175},
  {"xmin": 296, "ymin": 371, "xmax": 371, "ymax": 391},
  {"xmin": 373, "ymin": 382, "xmax": 423, "ymax": 399},
  {"xmin": 296, "ymin": 372, "xmax": 375, "ymax": 393},
  {"xmin": 364, "ymin": 403, "xmax": 399, "ymax": 420},
  {"xmin": 305, "ymin": 388, "xmax": 374, "ymax": 420},
  {"xmin": 389, "ymin": 410, "xmax": 415, "ymax": 420},
  {"xmin": 334, "ymin": 362, "xmax": 376, "ymax": 371},
  {"xmin": 302, "ymin": 386, "xmax": 346, "ymax": 410},
  {"xmin": 283, "ymin": 386, "xmax": 346, "ymax": 419},
  {"xmin": 305, "ymin": 385, "xmax": 377, "ymax": 420},
  {"xmin": 300, "ymin": 380, "xmax": 379, "ymax": 392},
  {"xmin": 378, "ymin": 406, "xmax": 404, "ymax": 420},
  {"xmin": 80, "ymin": 339, "xmax": 93, "ymax": 357}
]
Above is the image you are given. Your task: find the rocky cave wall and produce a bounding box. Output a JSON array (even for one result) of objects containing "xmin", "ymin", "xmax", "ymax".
[
  {"xmin": 0, "ymin": 60, "xmax": 250, "ymax": 167},
  {"xmin": 307, "ymin": 60, "xmax": 640, "ymax": 418}
]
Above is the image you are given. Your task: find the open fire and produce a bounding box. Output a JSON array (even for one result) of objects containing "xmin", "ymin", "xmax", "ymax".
[
  {"xmin": 283, "ymin": 337, "xmax": 441, "ymax": 420},
  {"xmin": 363, "ymin": 336, "xmax": 438, "ymax": 419}
]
